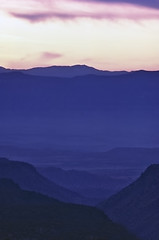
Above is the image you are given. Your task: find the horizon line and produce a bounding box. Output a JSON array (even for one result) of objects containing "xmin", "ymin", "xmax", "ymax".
[{"xmin": 1, "ymin": 64, "xmax": 159, "ymax": 72}]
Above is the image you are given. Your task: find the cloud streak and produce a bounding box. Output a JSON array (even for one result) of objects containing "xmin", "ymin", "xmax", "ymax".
[
  {"xmin": 7, "ymin": 51, "xmax": 63, "ymax": 69},
  {"xmin": 2, "ymin": 0, "xmax": 159, "ymax": 23},
  {"xmin": 41, "ymin": 52, "xmax": 63, "ymax": 60},
  {"xmin": 9, "ymin": 3, "xmax": 159, "ymax": 23}
]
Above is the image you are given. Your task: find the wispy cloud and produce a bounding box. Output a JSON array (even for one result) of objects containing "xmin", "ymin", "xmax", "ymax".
[
  {"xmin": 9, "ymin": 12, "xmax": 59, "ymax": 23},
  {"xmin": 7, "ymin": 51, "xmax": 63, "ymax": 69},
  {"xmin": 2, "ymin": 0, "xmax": 159, "ymax": 23},
  {"xmin": 41, "ymin": 52, "xmax": 63, "ymax": 60},
  {"xmin": 9, "ymin": 6, "xmax": 159, "ymax": 23}
]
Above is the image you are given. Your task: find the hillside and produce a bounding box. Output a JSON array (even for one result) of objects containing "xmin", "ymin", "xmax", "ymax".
[
  {"xmin": 0, "ymin": 178, "xmax": 139, "ymax": 240},
  {"xmin": 99, "ymin": 164, "xmax": 159, "ymax": 240},
  {"xmin": 0, "ymin": 157, "xmax": 85, "ymax": 204},
  {"xmin": 37, "ymin": 166, "xmax": 125, "ymax": 203}
]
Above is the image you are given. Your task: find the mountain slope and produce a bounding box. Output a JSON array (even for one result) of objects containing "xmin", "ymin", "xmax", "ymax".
[
  {"xmin": 0, "ymin": 178, "xmax": 139, "ymax": 240},
  {"xmin": 37, "ymin": 165, "xmax": 131, "ymax": 203},
  {"xmin": 99, "ymin": 164, "xmax": 159, "ymax": 240},
  {"xmin": 0, "ymin": 158, "xmax": 85, "ymax": 204}
]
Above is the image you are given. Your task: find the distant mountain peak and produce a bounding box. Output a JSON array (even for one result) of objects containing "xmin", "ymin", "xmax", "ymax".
[
  {"xmin": 20, "ymin": 64, "xmax": 127, "ymax": 78},
  {"xmin": 68, "ymin": 64, "xmax": 99, "ymax": 70},
  {"xmin": 29, "ymin": 64, "xmax": 98, "ymax": 70}
]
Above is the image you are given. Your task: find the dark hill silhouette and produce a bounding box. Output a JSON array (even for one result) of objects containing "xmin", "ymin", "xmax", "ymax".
[
  {"xmin": 0, "ymin": 157, "xmax": 86, "ymax": 204},
  {"xmin": 99, "ymin": 164, "xmax": 159, "ymax": 240},
  {"xmin": 0, "ymin": 178, "xmax": 139, "ymax": 240}
]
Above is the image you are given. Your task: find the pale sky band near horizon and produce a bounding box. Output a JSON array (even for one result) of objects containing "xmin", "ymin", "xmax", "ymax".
[{"xmin": 0, "ymin": 0, "xmax": 159, "ymax": 71}]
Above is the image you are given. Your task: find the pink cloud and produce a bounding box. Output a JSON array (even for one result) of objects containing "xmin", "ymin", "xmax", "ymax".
[
  {"xmin": 3, "ymin": 0, "xmax": 159, "ymax": 23},
  {"xmin": 9, "ymin": 4, "xmax": 159, "ymax": 23},
  {"xmin": 41, "ymin": 52, "xmax": 63, "ymax": 60},
  {"xmin": 10, "ymin": 12, "xmax": 57, "ymax": 23},
  {"xmin": 7, "ymin": 51, "xmax": 63, "ymax": 69}
]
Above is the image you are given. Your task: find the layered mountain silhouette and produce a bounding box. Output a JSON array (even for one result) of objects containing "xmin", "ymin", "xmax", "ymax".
[
  {"xmin": 37, "ymin": 147, "xmax": 159, "ymax": 202},
  {"xmin": 38, "ymin": 166, "xmax": 127, "ymax": 203},
  {"xmin": 3, "ymin": 147, "xmax": 159, "ymax": 205},
  {"xmin": 0, "ymin": 156, "xmax": 133, "ymax": 205},
  {"xmin": 0, "ymin": 157, "xmax": 86, "ymax": 204},
  {"xmin": 0, "ymin": 178, "xmax": 139, "ymax": 240},
  {"xmin": 37, "ymin": 148, "xmax": 159, "ymax": 203},
  {"xmin": 1, "ymin": 67, "xmax": 159, "ymax": 117},
  {"xmin": 1, "ymin": 64, "xmax": 158, "ymax": 79},
  {"xmin": 99, "ymin": 164, "xmax": 159, "ymax": 240},
  {"xmin": 0, "ymin": 65, "xmax": 158, "ymax": 240},
  {"xmin": 0, "ymin": 69, "xmax": 159, "ymax": 152}
]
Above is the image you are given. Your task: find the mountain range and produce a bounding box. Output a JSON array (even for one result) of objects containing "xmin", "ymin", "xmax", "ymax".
[
  {"xmin": 0, "ymin": 67, "xmax": 159, "ymax": 152},
  {"xmin": 99, "ymin": 164, "xmax": 159, "ymax": 240},
  {"xmin": 0, "ymin": 156, "xmax": 136, "ymax": 205},
  {"xmin": 37, "ymin": 146, "xmax": 159, "ymax": 201},
  {"xmin": 1, "ymin": 147, "xmax": 159, "ymax": 204},
  {"xmin": 36, "ymin": 147, "xmax": 159, "ymax": 204}
]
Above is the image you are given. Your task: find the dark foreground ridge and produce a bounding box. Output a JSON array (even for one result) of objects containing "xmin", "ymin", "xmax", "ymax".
[
  {"xmin": 0, "ymin": 178, "xmax": 139, "ymax": 240},
  {"xmin": 99, "ymin": 164, "xmax": 159, "ymax": 240}
]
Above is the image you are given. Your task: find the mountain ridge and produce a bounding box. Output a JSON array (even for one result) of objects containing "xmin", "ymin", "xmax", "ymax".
[
  {"xmin": 99, "ymin": 164, "xmax": 159, "ymax": 240},
  {"xmin": 0, "ymin": 157, "xmax": 87, "ymax": 204},
  {"xmin": 2, "ymin": 64, "xmax": 158, "ymax": 78}
]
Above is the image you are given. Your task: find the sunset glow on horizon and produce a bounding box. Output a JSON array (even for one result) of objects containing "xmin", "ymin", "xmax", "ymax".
[{"xmin": 0, "ymin": 0, "xmax": 159, "ymax": 71}]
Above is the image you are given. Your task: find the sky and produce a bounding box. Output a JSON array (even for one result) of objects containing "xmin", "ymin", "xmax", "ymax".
[{"xmin": 0, "ymin": 0, "xmax": 159, "ymax": 71}]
